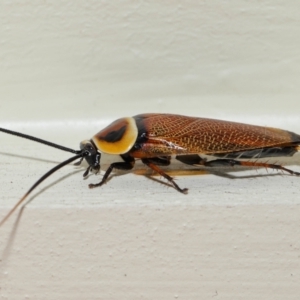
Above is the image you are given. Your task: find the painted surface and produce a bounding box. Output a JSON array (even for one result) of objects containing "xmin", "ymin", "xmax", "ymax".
[{"xmin": 1, "ymin": 1, "xmax": 300, "ymax": 299}]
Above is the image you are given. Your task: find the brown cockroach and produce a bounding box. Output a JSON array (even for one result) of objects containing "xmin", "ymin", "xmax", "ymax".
[{"xmin": 1, "ymin": 113, "xmax": 300, "ymax": 225}]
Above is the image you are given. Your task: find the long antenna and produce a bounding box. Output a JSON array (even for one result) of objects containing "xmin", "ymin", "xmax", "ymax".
[
  {"xmin": 0, "ymin": 153, "xmax": 84, "ymax": 227},
  {"xmin": 0, "ymin": 127, "xmax": 81, "ymax": 154}
]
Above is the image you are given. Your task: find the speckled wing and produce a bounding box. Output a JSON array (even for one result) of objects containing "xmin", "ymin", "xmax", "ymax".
[{"xmin": 133, "ymin": 113, "xmax": 300, "ymax": 156}]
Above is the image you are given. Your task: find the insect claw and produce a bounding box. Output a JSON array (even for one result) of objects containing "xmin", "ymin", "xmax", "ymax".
[
  {"xmin": 88, "ymin": 181, "xmax": 105, "ymax": 189},
  {"xmin": 181, "ymin": 188, "xmax": 188, "ymax": 194}
]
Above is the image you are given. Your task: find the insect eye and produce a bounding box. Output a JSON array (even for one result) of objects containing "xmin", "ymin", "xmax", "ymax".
[
  {"xmin": 86, "ymin": 144, "xmax": 93, "ymax": 153},
  {"xmin": 80, "ymin": 140, "xmax": 97, "ymax": 154}
]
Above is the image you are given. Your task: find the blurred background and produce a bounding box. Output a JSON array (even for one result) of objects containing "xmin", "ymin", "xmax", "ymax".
[
  {"xmin": 0, "ymin": 1, "xmax": 299, "ymax": 127},
  {"xmin": 1, "ymin": 2, "xmax": 300, "ymax": 299}
]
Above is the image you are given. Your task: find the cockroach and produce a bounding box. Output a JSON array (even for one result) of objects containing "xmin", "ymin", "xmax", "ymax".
[{"xmin": 1, "ymin": 113, "xmax": 300, "ymax": 225}]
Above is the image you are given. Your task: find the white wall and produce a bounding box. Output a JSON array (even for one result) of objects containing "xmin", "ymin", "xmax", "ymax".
[{"xmin": 1, "ymin": 1, "xmax": 300, "ymax": 299}]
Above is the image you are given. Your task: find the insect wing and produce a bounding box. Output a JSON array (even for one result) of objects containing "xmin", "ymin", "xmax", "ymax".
[{"xmin": 133, "ymin": 114, "xmax": 300, "ymax": 156}]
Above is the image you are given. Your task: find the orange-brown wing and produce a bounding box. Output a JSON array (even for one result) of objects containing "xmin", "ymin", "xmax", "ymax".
[{"xmin": 132, "ymin": 113, "xmax": 300, "ymax": 157}]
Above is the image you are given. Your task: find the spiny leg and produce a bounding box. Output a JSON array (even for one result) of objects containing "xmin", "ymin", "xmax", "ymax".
[
  {"xmin": 230, "ymin": 160, "xmax": 300, "ymax": 176},
  {"xmin": 89, "ymin": 155, "xmax": 135, "ymax": 188},
  {"xmin": 142, "ymin": 157, "xmax": 188, "ymax": 194},
  {"xmin": 176, "ymin": 154, "xmax": 300, "ymax": 176}
]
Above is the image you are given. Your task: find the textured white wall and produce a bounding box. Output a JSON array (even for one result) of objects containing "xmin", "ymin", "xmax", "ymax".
[
  {"xmin": 1, "ymin": 1, "xmax": 300, "ymax": 299},
  {"xmin": 0, "ymin": 1, "xmax": 300, "ymax": 122}
]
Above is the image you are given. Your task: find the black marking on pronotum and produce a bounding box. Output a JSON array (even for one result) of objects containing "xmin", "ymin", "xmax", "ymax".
[{"xmin": 101, "ymin": 125, "xmax": 127, "ymax": 143}]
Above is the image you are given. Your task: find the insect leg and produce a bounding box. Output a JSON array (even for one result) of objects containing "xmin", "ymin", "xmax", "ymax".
[
  {"xmin": 89, "ymin": 155, "xmax": 135, "ymax": 188},
  {"xmin": 176, "ymin": 154, "xmax": 300, "ymax": 176},
  {"xmin": 142, "ymin": 158, "xmax": 188, "ymax": 194},
  {"xmin": 224, "ymin": 160, "xmax": 300, "ymax": 176},
  {"xmin": 197, "ymin": 157, "xmax": 300, "ymax": 176},
  {"xmin": 176, "ymin": 154, "xmax": 206, "ymax": 165}
]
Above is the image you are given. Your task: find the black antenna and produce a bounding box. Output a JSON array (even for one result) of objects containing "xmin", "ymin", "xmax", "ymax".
[
  {"xmin": 0, "ymin": 126, "xmax": 89, "ymax": 226},
  {"xmin": 0, "ymin": 153, "xmax": 85, "ymax": 227},
  {"xmin": 0, "ymin": 127, "xmax": 81, "ymax": 154}
]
